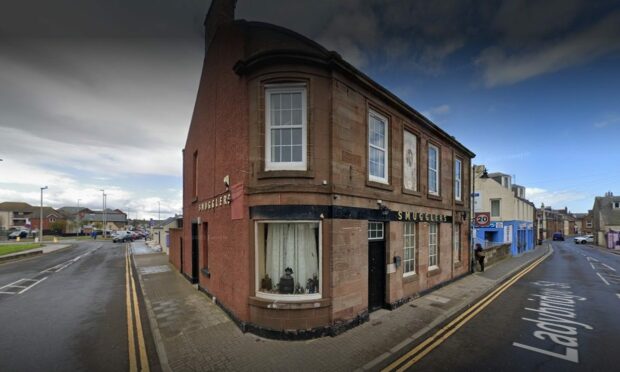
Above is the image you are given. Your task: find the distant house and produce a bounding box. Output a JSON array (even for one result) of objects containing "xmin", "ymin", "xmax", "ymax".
[
  {"xmin": 591, "ymin": 192, "xmax": 620, "ymax": 248},
  {"xmin": 29, "ymin": 207, "xmax": 66, "ymax": 234},
  {"xmin": 58, "ymin": 207, "xmax": 93, "ymax": 234},
  {"xmin": 474, "ymin": 167, "xmax": 535, "ymax": 255},
  {"xmin": 82, "ymin": 209, "xmax": 128, "ymax": 232},
  {"xmin": 0, "ymin": 202, "xmax": 36, "ymax": 229},
  {"xmin": 151, "ymin": 215, "xmax": 183, "ymax": 254},
  {"xmin": 573, "ymin": 211, "xmax": 593, "ymax": 235}
]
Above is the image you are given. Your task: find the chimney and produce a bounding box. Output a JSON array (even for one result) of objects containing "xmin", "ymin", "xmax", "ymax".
[{"xmin": 204, "ymin": 0, "xmax": 237, "ymax": 51}]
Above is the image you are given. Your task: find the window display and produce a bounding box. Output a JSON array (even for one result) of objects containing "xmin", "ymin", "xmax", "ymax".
[{"xmin": 257, "ymin": 222, "xmax": 321, "ymax": 298}]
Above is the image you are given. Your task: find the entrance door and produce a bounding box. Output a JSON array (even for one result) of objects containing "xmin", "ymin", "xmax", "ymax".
[
  {"xmin": 368, "ymin": 222, "xmax": 386, "ymax": 312},
  {"xmin": 191, "ymin": 223, "xmax": 199, "ymax": 283}
]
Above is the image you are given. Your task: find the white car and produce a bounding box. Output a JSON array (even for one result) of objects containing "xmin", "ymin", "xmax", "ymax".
[{"xmin": 574, "ymin": 235, "xmax": 594, "ymax": 244}]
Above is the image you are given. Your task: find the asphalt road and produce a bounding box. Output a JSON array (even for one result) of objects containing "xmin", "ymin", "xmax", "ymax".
[
  {"xmin": 0, "ymin": 240, "xmax": 159, "ymax": 372},
  {"xmin": 401, "ymin": 240, "xmax": 620, "ymax": 371}
]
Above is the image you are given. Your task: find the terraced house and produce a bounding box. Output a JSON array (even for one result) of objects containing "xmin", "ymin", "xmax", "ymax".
[{"xmin": 176, "ymin": 0, "xmax": 474, "ymax": 339}]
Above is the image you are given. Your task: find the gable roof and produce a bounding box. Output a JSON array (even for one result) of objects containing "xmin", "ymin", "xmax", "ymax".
[{"xmin": 0, "ymin": 202, "xmax": 34, "ymax": 213}]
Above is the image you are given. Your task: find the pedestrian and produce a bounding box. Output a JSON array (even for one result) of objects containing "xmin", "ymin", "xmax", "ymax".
[{"xmin": 475, "ymin": 243, "xmax": 485, "ymax": 272}]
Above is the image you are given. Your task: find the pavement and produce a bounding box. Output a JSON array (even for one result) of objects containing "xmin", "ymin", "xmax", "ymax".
[{"xmin": 131, "ymin": 242, "xmax": 551, "ymax": 372}]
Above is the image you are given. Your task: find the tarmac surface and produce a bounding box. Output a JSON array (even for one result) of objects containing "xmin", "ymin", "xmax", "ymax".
[{"xmin": 131, "ymin": 241, "xmax": 556, "ymax": 371}]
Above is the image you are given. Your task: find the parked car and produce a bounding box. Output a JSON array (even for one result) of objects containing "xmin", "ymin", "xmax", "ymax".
[
  {"xmin": 8, "ymin": 230, "xmax": 28, "ymax": 239},
  {"xmin": 112, "ymin": 231, "xmax": 133, "ymax": 243},
  {"xmin": 552, "ymin": 232, "xmax": 565, "ymax": 241},
  {"xmin": 574, "ymin": 235, "xmax": 594, "ymax": 244}
]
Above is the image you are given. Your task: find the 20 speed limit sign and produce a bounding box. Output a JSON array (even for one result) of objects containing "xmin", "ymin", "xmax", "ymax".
[{"xmin": 475, "ymin": 212, "xmax": 491, "ymax": 227}]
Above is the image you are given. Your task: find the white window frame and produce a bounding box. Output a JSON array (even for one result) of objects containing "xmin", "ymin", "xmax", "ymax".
[
  {"xmin": 254, "ymin": 220, "xmax": 322, "ymax": 301},
  {"xmin": 429, "ymin": 223, "xmax": 439, "ymax": 269},
  {"xmin": 428, "ymin": 144, "xmax": 439, "ymax": 195},
  {"xmin": 454, "ymin": 158, "xmax": 462, "ymax": 201},
  {"xmin": 453, "ymin": 224, "xmax": 460, "ymax": 263},
  {"xmin": 368, "ymin": 110, "xmax": 389, "ymax": 184},
  {"xmin": 614, "ymin": 202, "xmax": 620, "ymax": 209},
  {"xmin": 403, "ymin": 222, "xmax": 416, "ymax": 276},
  {"xmin": 265, "ymin": 84, "xmax": 307, "ymax": 171},
  {"xmin": 368, "ymin": 221, "xmax": 384, "ymax": 240},
  {"xmin": 491, "ymin": 199, "xmax": 501, "ymax": 217}
]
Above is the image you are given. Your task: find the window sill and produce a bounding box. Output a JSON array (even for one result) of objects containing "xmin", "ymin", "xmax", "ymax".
[
  {"xmin": 453, "ymin": 261, "xmax": 462, "ymax": 268},
  {"xmin": 455, "ymin": 200, "xmax": 464, "ymax": 205},
  {"xmin": 402, "ymin": 188, "xmax": 422, "ymax": 197},
  {"xmin": 366, "ymin": 180, "xmax": 393, "ymax": 192},
  {"xmin": 249, "ymin": 296, "xmax": 330, "ymax": 310},
  {"xmin": 426, "ymin": 267, "xmax": 441, "ymax": 277},
  {"xmin": 427, "ymin": 194, "xmax": 442, "ymax": 201},
  {"xmin": 191, "ymin": 196, "xmax": 198, "ymax": 203},
  {"xmin": 257, "ymin": 170, "xmax": 314, "ymax": 179},
  {"xmin": 403, "ymin": 273, "xmax": 419, "ymax": 283}
]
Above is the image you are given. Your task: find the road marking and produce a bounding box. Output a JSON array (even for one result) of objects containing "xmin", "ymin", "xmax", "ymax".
[
  {"xmin": 383, "ymin": 249, "xmax": 553, "ymax": 372},
  {"xmin": 617, "ymin": 294, "xmax": 620, "ymax": 300},
  {"xmin": 586, "ymin": 256, "xmax": 599, "ymax": 262},
  {"xmin": 601, "ymin": 263, "xmax": 616, "ymax": 272},
  {"xmin": 125, "ymin": 244, "xmax": 149, "ymax": 372},
  {"xmin": 18, "ymin": 277, "xmax": 47, "ymax": 294},
  {"xmin": 125, "ymin": 245, "xmax": 137, "ymax": 372},
  {"xmin": 596, "ymin": 273, "xmax": 610, "ymax": 286},
  {"xmin": 590, "ymin": 262, "xmax": 596, "ymax": 270}
]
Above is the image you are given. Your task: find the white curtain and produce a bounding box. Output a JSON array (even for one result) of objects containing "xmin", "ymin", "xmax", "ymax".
[{"xmin": 265, "ymin": 223, "xmax": 318, "ymax": 293}]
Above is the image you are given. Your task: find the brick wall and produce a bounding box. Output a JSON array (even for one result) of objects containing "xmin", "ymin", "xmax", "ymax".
[{"xmin": 169, "ymin": 228, "xmax": 182, "ymax": 271}]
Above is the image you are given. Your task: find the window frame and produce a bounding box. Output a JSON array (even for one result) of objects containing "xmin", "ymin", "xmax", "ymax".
[
  {"xmin": 264, "ymin": 84, "xmax": 308, "ymax": 171},
  {"xmin": 454, "ymin": 158, "xmax": 462, "ymax": 201},
  {"xmin": 403, "ymin": 222, "xmax": 416, "ymax": 276},
  {"xmin": 254, "ymin": 220, "xmax": 322, "ymax": 301},
  {"xmin": 453, "ymin": 224, "xmax": 460, "ymax": 263},
  {"xmin": 368, "ymin": 221, "xmax": 385, "ymax": 241},
  {"xmin": 491, "ymin": 199, "xmax": 501, "ymax": 217},
  {"xmin": 403, "ymin": 129, "xmax": 418, "ymax": 192},
  {"xmin": 429, "ymin": 223, "xmax": 439, "ymax": 269},
  {"xmin": 428, "ymin": 143, "xmax": 440, "ymax": 196},
  {"xmin": 368, "ymin": 109, "xmax": 389, "ymax": 184}
]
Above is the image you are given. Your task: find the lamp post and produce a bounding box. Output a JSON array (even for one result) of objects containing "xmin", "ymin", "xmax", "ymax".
[
  {"xmin": 77, "ymin": 198, "xmax": 81, "ymax": 237},
  {"xmin": 100, "ymin": 189, "xmax": 105, "ymax": 239},
  {"xmin": 40, "ymin": 186, "xmax": 48, "ymax": 242}
]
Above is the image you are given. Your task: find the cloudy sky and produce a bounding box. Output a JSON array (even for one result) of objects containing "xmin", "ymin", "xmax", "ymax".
[{"xmin": 1, "ymin": 0, "xmax": 619, "ymax": 219}]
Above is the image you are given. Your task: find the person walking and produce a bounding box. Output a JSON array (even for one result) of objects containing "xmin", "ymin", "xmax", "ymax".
[{"xmin": 475, "ymin": 243, "xmax": 485, "ymax": 272}]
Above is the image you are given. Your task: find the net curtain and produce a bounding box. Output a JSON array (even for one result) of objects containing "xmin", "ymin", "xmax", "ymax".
[{"xmin": 266, "ymin": 223, "xmax": 318, "ymax": 292}]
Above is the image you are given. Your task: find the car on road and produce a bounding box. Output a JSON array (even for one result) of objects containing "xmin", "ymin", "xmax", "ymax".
[
  {"xmin": 112, "ymin": 231, "xmax": 133, "ymax": 243},
  {"xmin": 8, "ymin": 230, "xmax": 28, "ymax": 239},
  {"xmin": 574, "ymin": 235, "xmax": 594, "ymax": 244},
  {"xmin": 552, "ymin": 232, "xmax": 565, "ymax": 241}
]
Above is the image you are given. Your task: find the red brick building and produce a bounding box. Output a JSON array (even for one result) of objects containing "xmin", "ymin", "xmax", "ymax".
[{"xmin": 176, "ymin": 0, "xmax": 474, "ymax": 339}]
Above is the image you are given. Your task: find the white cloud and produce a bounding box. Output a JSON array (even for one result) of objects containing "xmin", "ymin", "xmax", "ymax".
[
  {"xmin": 593, "ymin": 114, "xmax": 620, "ymax": 129},
  {"xmin": 422, "ymin": 104, "xmax": 451, "ymax": 120},
  {"xmin": 477, "ymin": 11, "xmax": 620, "ymax": 87},
  {"xmin": 526, "ymin": 187, "xmax": 588, "ymax": 208}
]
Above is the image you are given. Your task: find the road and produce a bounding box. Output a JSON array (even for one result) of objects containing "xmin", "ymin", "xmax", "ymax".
[
  {"xmin": 0, "ymin": 240, "xmax": 159, "ymax": 372},
  {"xmin": 387, "ymin": 240, "xmax": 620, "ymax": 371}
]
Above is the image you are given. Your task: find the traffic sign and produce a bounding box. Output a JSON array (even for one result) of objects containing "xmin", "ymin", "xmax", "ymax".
[{"xmin": 475, "ymin": 212, "xmax": 491, "ymax": 227}]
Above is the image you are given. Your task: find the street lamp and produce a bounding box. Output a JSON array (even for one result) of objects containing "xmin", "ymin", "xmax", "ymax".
[
  {"xmin": 100, "ymin": 189, "xmax": 106, "ymax": 239},
  {"xmin": 40, "ymin": 186, "xmax": 48, "ymax": 242},
  {"xmin": 77, "ymin": 198, "xmax": 82, "ymax": 237}
]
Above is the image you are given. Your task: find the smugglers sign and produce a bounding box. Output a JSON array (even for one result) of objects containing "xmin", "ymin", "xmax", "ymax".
[
  {"xmin": 397, "ymin": 210, "xmax": 451, "ymax": 223},
  {"xmin": 197, "ymin": 193, "xmax": 231, "ymax": 211}
]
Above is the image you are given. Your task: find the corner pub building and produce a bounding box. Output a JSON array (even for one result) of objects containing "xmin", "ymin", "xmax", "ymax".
[{"xmin": 174, "ymin": 0, "xmax": 475, "ymax": 340}]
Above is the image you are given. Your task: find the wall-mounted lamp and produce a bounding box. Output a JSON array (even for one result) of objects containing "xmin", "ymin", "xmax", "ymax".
[
  {"xmin": 223, "ymin": 175, "xmax": 230, "ymax": 190},
  {"xmin": 380, "ymin": 205, "xmax": 390, "ymax": 217},
  {"xmin": 393, "ymin": 256, "xmax": 402, "ymax": 268}
]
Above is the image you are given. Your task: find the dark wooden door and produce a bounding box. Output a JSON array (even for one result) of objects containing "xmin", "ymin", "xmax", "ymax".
[
  {"xmin": 191, "ymin": 223, "xmax": 199, "ymax": 283},
  {"xmin": 368, "ymin": 239, "xmax": 386, "ymax": 312}
]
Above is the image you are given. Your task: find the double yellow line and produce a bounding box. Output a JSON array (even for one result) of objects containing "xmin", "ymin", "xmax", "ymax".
[
  {"xmin": 125, "ymin": 244, "xmax": 150, "ymax": 372},
  {"xmin": 383, "ymin": 248, "xmax": 552, "ymax": 372}
]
